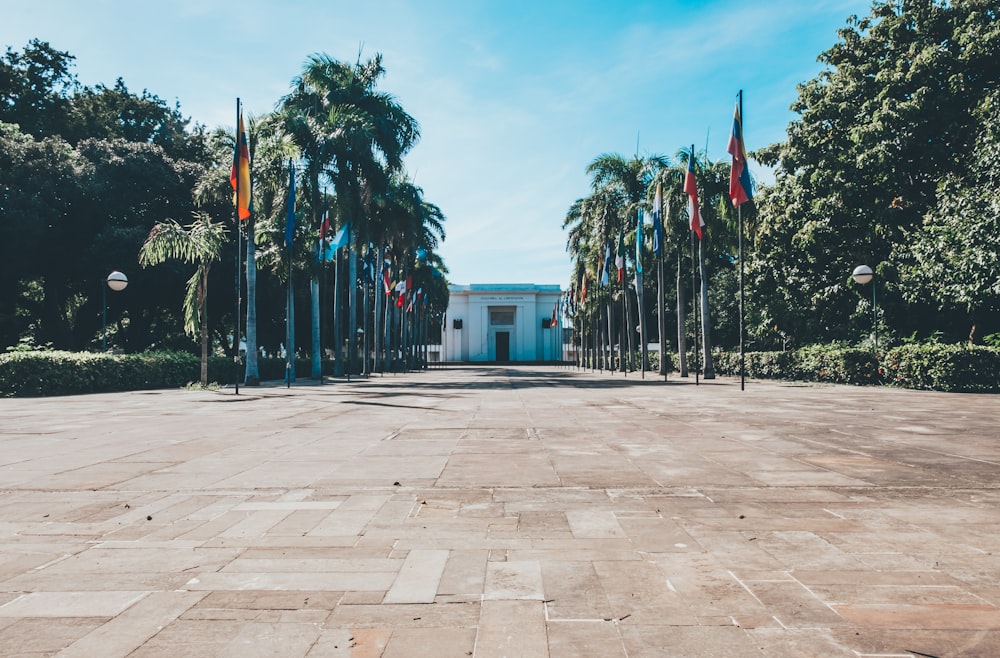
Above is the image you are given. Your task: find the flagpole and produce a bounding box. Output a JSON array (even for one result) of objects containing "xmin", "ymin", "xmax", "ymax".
[
  {"xmin": 233, "ymin": 98, "xmax": 242, "ymax": 395},
  {"xmin": 691, "ymin": 226, "xmax": 699, "ymax": 386},
  {"xmin": 738, "ymin": 89, "xmax": 746, "ymax": 391},
  {"xmin": 620, "ymin": 270, "xmax": 627, "ymax": 375},
  {"xmin": 286, "ymin": 258, "xmax": 292, "ymax": 388},
  {"xmin": 657, "ymin": 254, "xmax": 665, "ymax": 381},
  {"xmin": 689, "ymin": 145, "xmax": 700, "ymax": 386},
  {"xmin": 346, "ymin": 226, "xmax": 355, "ymax": 382}
]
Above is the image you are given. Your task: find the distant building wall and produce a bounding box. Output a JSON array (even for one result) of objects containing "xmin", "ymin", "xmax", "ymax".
[{"xmin": 443, "ymin": 284, "xmax": 563, "ymax": 362}]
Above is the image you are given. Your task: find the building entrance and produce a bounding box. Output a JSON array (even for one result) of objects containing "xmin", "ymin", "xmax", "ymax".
[
  {"xmin": 488, "ymin": 306, "xmax": 515, "ymax": 362},
  {"xmin": 496, "ymin": 331, "xmax": 510, "ymax": 362}
]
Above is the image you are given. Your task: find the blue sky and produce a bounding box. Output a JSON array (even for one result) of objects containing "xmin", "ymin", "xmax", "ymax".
[{"xmin": 6, "ymin": 0, "xmax": 871, "ymax": 287}]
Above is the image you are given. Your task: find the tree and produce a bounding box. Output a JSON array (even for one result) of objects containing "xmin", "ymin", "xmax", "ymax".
[
  {"xmin": 897, "ymin": 87, "xmax": 1000, "ymax": 343},
  {"xmin": 277, "ymin": 53, "xmax": 420, "ymax": 375},
  {"xmin": 582, "ymin": 153, "xmax": 667, "ymax": 371},
  {"xmin": 750, "ymin": 0, "xmax": 1000, "ymax": 346},
  {"xmin": 139, "ymin": 213, "xmax": 227, "ymax": 385},
  {"xmin": 67, "ymin": 78, "xmax": 207, "ymax": 161},
  {"xmin": 0, "ymin": 40, "xmax": 77, "ymax": 139}
]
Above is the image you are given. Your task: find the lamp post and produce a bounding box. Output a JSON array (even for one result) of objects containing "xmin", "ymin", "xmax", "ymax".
[
  {"xmin": 103, "ymin": 271, "xmax": 128, "ymax": 351},
  {"xmin": 851, "ymin": 264, "xmax": 876, "ymax": 352}
]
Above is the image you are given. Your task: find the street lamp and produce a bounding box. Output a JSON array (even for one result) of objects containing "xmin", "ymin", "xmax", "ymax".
[
  {"xmin": 103, "ymin": 271, "xmax": 128, "ymax": 351},
  {"xmin": 851, "ymin": 264, "xmax": 876, "ymax": 352}
]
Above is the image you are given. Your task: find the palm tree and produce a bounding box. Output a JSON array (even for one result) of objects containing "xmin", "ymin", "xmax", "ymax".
[
  {"xmin": 139, "ymin": 213, "xmax": 228, "ymax": 385},
  {"xmin": 583, "ymin": 153, "xmax": 667, "ymax": 371},
  {"xmin": 278, "ymin": 52, "xmax": 420, "ymax": 376}
]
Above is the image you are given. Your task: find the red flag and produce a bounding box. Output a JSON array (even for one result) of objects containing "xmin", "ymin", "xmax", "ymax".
[
  {"xmin": 230, "ymin": 106, "xmax": 251, "ymax": 221},
  {"xmin": 684, "ymin": 148, "xmax": 703, "ymax": 240},
  {"xmin": 319, "ymin": 210, "xmax": 329, "ymax": 242}
]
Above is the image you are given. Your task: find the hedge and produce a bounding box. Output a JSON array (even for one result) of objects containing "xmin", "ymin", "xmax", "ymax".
[
  {"xmin": 4, "ymin": 344, "xmax": 998, "ymax": 397},
  {"xmin": 0, "ymin": 350, "xmax": 322, "ymax": 397},
  {"xmin": 711, "ymin": 344, "xmax": 1000, "ymax": 392}
]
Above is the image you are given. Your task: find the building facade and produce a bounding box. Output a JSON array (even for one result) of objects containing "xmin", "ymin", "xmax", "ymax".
[{"xmin": 442, "ymin": 284, "xmax": 563, "ymax": 362}]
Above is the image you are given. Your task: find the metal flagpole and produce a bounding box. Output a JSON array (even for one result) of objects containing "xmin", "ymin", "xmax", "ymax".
[
  {"xmin": 286, "ymin": 258, "xmax": 292, "ymax": 388},
  {"xmin": 333, "ymin": 246, "xmax": 340, "ymax": 377},
  {"xmin": 657, "ymin": 255, "xmax": 665, "ymax": 381},
  {"xmin": 233, "ymin": 98, "xmax": 242, "ymax": 395},
  {"xmin": 738, "ymin": 89, "xmax": 746, "ymax": 391},
  {"xmin": 691, "ymin": 228, "xmax": 699, "ymax": 386},
  {"xmin": 620, "ymin": 273, "xmax": 627, "ymax": 375}
]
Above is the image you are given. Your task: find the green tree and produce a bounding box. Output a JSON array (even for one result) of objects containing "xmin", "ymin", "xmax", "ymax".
[
  {"xmin": 751, "ymin": 0, "xmax": 1000, "ymax": 347},
  {"xmin": 67, "ymin": 78, "xmax": 207, "ymax": 161},
  {"xmin": 277, "ymin": 53, "xmax": 420, "ymax": 375},
  {"xmin": 897, "ymin": 87, "xmax": 1000, "ymax": 343},
  {"xmin": 0, "ymin": 40, "xmax": 77, "ymax": 138},
  {"xmin": 139, "ymin": 213, "xmax": 227, "ymax": 385}
]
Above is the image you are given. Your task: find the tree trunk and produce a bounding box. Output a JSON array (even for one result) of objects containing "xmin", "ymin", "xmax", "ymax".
[
  {"xmin": 286, "ymin": 271, "xmax": 296, "ymax": 383},
  {"xmin": 244, "ymin": 229, "xmax": 259, "ymax": 385},
  {"xmin": 676, "ymin": 250, "xmax": 688, "ymax": 377},
  {"xmin": 348, "ymin": 242, "xmax": 358, "ymax": 376},
  {"xmin": 200, "ymin": 268, "xmax": 209, "ymax": 386},
  {"xmin": 699, "ymin": 237, "xmax": 715, "ymax": 379},
  {"xmin": 374, "ymin": 247, "xmax": 384, "ymax": 373},
  {"xmin": 333, "ymin": 249, "xmax": 342, "ymax": 376},
  {"xmin": 657, "ymin": 258, "xmax": 666, "ymax": 376},
  {"xmin": 310, "ymin": 276, "xmax": 321, "ymax": 379}
]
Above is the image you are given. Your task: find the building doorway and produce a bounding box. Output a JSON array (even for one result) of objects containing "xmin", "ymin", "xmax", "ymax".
[
  {"xmin": 496, "ymin": 331, "xmax": 510, "ymax": 362},
  {"xmin": 488, "ymin": 306, "xmax": 515, "ymax": 362}
]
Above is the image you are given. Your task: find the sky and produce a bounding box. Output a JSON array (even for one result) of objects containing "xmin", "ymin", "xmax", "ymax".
[{"xmin": 5, "ymin": 0, "xmax": 872, "ymax": 287}]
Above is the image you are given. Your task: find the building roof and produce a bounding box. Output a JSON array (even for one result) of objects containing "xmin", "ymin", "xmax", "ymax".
[{"xmin": 449, "ymin": 283, "xmax": 562, "ymax": 294}]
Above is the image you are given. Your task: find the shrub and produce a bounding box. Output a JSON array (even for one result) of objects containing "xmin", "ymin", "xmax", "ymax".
[
  {"xmin": 712, "ymin": 343, "xmax": 999, "ymax": 392},
  {"xmin": 0, "ymin": 350, "xmax": 202, "ymax": 397},
  {"xmin": 884, "ymin": 344, "xmax": 1000, "ymax": 392}
]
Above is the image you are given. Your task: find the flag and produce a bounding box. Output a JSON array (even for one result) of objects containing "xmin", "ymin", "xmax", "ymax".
[
  {"xmin": 551, "ymin": 302, "xmax": 558, "ymax": 328},
  {"xmin": 636, "ymin": 210, "xmax": 644, "ymax": 276},
  {"xmin": 727, "ymin": 99, "xmax": 753, "ymax": 207},
  {"xmin": 600, "ymin": 243, "xmax": 611, "ymax": 286},
  {"xmin": 581, "ymin": 274, "xmax": 588, "ymax": 304},
  {"xmin": 652, "ymin": 182, "xmax": 664, "ymax": 256},
  {"xmin": 284, "ymin": 160, "xmax": 295, "ymax": 249},
  {"xmin": 319, "ymin": 240, "xmax": 336, "ymax": 262},
  {"xmin": 382, "ymin": 258, "xmax": 392, "ymax": 294},
  {"xmin": 615, "ymin": 230, "xmax": 625, "ymax": 283},
  {"xmin": 328, "ymin": 223, "xmax": 349, "ymax": 250},
  {"xmin": 230, "ymin": 106, "xmax": 251, "ymax": 221},
  {"xmin": 685, "ymin": 148, "xmax": 704, "ymax": 240},
  {"xmin": 317, "ymin": 210, "xmax": 331, "ymax": 262},
  {"xmin": 319, "ymin": 210, "xmax": 329, "ymax": 242}
]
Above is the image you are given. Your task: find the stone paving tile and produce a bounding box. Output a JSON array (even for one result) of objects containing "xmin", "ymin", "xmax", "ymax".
[{"xmin": 0, "ymin": 366, "xmax": 998, "ymax": 655}]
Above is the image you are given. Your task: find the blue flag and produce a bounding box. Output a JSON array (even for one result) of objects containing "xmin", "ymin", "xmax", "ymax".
[
  {"xmin": 600, "ymin": 243, "xmax": 611, "ymax": 286},
  {"xmin": 328, "ymin": 223, "xmax": 349, "ymax": 249},
  {"xmin": 284, "ymin": 160, "xmax": 295, "ymax": 250},
  {"xmin": 635, "ymin": 209, "xmax": 644, "ymax": 293},
  {"xmin": 652, "ymin": 182, "xmax": 664, "ymax": 256}
]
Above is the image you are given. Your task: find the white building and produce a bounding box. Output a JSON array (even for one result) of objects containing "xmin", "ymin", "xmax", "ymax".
[{"xmin": 442, "ymin": 284, "xmax": 564, "ymax": 362}]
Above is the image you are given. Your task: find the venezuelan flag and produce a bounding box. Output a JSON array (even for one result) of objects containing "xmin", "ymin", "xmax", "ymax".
[{"xmin": 727, "ymin": 101, "xmax": 753, "ymax": 207}]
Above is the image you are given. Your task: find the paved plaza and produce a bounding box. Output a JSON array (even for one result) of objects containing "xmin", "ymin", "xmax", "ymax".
[{"xmin": 0, "ymin": 365, "xmax": 998, "ymax": 657}]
